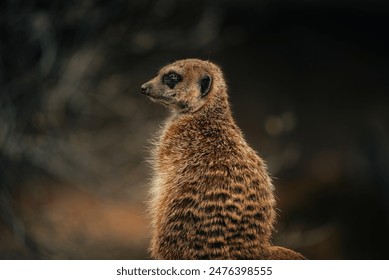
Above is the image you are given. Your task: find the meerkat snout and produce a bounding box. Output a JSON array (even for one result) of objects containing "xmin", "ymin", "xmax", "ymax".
[{"xmin": 141, "ymin": 83, "xmax": 151, "ymax": 95}]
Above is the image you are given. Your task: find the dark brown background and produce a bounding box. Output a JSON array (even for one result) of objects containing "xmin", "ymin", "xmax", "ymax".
[{"xmin": 1, "ymin": 0, "xmax": 388, "ymax": 259}]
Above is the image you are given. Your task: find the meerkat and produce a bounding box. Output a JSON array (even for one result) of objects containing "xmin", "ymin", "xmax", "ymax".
[{"xmin": 141, "ymin": 58, "xmax": 304, "ymax": 260}]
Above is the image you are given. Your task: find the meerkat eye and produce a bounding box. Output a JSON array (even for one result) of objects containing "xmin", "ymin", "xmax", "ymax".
[
  {"xmin": 200, "ymin": 75, "xmax": 212, "ymax": 97},
  {"xmin": 162, "ymin": 72, "xmax": 182, "ymax": 89}
]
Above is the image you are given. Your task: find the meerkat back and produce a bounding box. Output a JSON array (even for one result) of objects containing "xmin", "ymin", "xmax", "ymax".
[{"xmin": 141, "ymin": 58, "xmax": 305, "ymax": 260}]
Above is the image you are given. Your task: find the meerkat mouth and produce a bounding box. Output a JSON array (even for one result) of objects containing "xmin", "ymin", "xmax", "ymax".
[{"xmin": 148, "ymin": 94, "xmax": 174, "ymax": 106}]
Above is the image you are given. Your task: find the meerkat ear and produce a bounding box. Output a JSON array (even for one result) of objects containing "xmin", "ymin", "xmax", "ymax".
[{"xmin": 200, "ymin": 75, "xmax": 212, "ymax": 97}]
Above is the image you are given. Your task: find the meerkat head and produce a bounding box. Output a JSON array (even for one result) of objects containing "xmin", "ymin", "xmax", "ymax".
[{"xmin": 141, "ymin": 59, "xmax": 227, "ymax": 113}]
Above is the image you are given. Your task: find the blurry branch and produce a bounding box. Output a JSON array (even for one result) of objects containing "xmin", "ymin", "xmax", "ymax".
[
  {"xmin": 0, "ymin": 97, "xmax": 18, "ymax": 159},
  {"xmin": 0, "ymin": 97, "xmax": 41, "ymax": 256},
  {"xmin": 31, "ymin": 12, "xmax": 57, "ymax": 76},
  {"xmin": 130, "ymin": 2, "xmax": 224, "ymax": 53},
  {"xmin": 0, "ymin": 99, "xmax": 94, "ymax": 190},
  {"xmin": 45, "ymin": 47, "xmax": 98, "ymax": 129}
]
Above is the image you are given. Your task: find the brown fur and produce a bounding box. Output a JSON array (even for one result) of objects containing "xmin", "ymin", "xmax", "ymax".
[{"xmin": 141, "ymin": 58, "xmax": 305, "ymax": 260}]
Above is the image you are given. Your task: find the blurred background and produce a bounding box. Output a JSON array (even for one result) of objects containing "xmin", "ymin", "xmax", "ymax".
[{"xmin": 1, "ymin": 0, "xmax": 388, "ymax": 259}]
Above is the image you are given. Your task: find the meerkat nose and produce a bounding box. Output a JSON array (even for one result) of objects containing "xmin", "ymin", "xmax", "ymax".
[{"xmin": 141, "ymin": 83, "xmax": 151, "ymax": 95}]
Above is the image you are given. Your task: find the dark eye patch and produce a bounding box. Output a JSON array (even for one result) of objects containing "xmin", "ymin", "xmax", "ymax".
[{"xmin": 162, "ymin": 72, "xmax": 182, "ymax": 89}]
